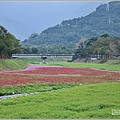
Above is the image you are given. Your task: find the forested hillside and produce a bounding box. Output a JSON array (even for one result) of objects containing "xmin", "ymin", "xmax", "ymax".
[
  {"xmin": 0, "ymin": 25, "xmax": 22, "ymax": 58},
  {"xmin": 22, "ymin": 1, "xmax": 120, "ymax": 54}
]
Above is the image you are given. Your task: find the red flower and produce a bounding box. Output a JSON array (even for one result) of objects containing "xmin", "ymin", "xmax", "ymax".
[{"xmin": 0, "ymin": 66, "xmax": 119, "ymax": 86}]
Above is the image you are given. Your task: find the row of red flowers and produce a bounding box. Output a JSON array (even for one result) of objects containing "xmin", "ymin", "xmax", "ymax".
[{"xmin": 0, "ymin": 66, "xmax": 119, "ymax": 86}]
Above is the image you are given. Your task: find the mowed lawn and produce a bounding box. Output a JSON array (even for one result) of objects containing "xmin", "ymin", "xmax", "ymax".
[{"xmin": 0, "ymin": 82, "xmax": 119, "ymax": 118}]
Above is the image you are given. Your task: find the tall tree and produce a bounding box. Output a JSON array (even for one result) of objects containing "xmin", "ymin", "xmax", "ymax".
[{"xmin": 0, "ymin": 25, "xmax": 22, "ymax": 58}]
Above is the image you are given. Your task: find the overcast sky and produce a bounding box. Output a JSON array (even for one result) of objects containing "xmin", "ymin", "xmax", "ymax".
[{"xmin": 0, "ymin": 1, "xmax": 108, "ymax": 40}]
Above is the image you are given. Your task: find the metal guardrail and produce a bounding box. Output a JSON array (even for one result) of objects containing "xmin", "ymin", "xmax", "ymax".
[{"xmin": 12, "ymin": 54, "xmax": 74, "ymax": 58}]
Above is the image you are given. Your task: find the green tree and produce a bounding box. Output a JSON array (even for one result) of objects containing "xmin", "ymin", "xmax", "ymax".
[
  {"xmin": 75, "ymin": 34, "xmax": 120, "ymax": 59},
  {"xmin": 0, "ymin": 25, "xmax": 22, "ymax": 58}
]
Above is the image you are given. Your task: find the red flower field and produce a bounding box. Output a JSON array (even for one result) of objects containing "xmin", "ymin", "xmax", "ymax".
[{"xmin": 0, "ymin": 66, "xmax": 120, "ymax": 86}]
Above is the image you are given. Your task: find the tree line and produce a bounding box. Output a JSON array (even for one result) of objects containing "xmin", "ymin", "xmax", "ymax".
[
  {"xmin": 75, "ymin": 34, "xmax": 120, "ymax": 59},
  {"xmin": 22, "ymin": 42, "xmax": 76, "ymax": 55}
]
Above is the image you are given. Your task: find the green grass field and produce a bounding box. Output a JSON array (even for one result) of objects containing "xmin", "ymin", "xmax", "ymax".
[
  {"xmin": 0, "ymin": 83, "xmax": 76, "ymax": 96},
  {"xmin": 43, "ymin": 62, "xmax": 120, "ymax": 71},
  {"xmin": 0, "ymin": 58, "xmax": 120, "ymax": 118},
  {"xmin": 0, "ymin": 82, "xmax": 119, "ymax": 118}
]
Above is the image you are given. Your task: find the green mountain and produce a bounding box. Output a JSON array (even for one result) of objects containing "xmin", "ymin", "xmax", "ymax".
[{"xmin": 22, "ymin": 1, "xmax": 120, "ymax": 54}]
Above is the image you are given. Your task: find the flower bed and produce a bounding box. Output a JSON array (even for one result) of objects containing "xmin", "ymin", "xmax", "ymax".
[{"xmin": 0, "ymin": 66, "xmax": 119, "ymax": 86}]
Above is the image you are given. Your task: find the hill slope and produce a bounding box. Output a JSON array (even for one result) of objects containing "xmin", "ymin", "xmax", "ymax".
[
  {"xmin": 0, "ymin": 59, "xmax": 28, "ymax": 72},
  {"xmin": 22, "ymin": 1, "xmax": 120, "ymax": 47}
]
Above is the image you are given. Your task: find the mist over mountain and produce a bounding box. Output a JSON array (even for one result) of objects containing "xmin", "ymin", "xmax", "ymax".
[
  {"xmin": 0, "ymin": 1, "xmax": 106, "ymax": 41},
  {"xmin": 0, "ymin": 14, "xmax": 35, "ymax": 40}
]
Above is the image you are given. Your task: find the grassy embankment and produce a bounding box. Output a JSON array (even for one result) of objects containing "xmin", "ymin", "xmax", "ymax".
[{"xmin": 0, "ymin": 59, "xmax": 29, "ymax": 72}]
